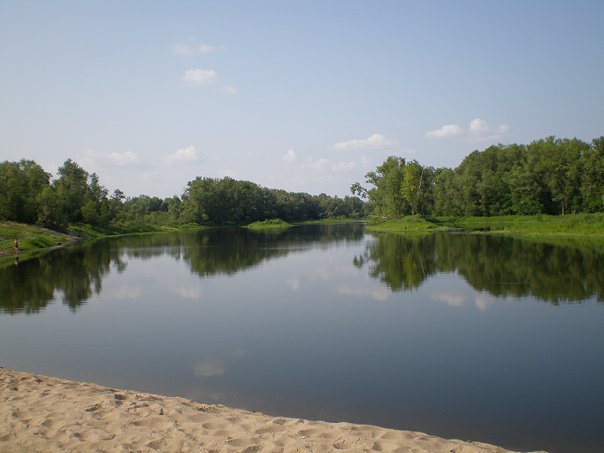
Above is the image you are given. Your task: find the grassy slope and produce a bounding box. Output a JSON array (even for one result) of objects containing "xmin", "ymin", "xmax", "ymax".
[
  {"xmin": 246, "ymin": 219, "xmax": 292, "ymax": 230},
  {"xmin": 441, "ymin": 213, "xmax": 604, "ymax": 235},
  {"xmin": 366, "ymin": 213, "xmax": 604, "ymax": 236},
  {"xmin": 0, "ymin": 221, "xmax": 205, "ymax": 259},
  {"xmin": 365, "ymin": 216, "xmax": 450, "ymax": 233},
  {"xmin": 299, "ymin": 218, "xmax": 366, "ymax": 225},
  {"xmin": 0, "ymin": 222, "xmax": 76, "ymax": 256}
]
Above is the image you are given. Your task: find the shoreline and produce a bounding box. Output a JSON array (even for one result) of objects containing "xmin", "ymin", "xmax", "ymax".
[{"xmin": 0, "ymin": 368, "xmax": 545, "ymax": 453}]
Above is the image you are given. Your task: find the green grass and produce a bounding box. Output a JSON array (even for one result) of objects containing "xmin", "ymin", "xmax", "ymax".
[
  {"xmin": 439, "ymin": 213, "xmax": 604, "ymax": 235},
  {"xmin": 0, "ymin": 221, "xmax": 75, "ymax": 256},
  {"xmin": 246, "ymin": 219, "xmax": 293, "ymax": 230},
  {"xmin": 365, "ymin": 215, "xmax": 451, "ymax": 233},
  {"xmin": 299, "ymin": 217, "xmax": 366, "ymax": 225}
]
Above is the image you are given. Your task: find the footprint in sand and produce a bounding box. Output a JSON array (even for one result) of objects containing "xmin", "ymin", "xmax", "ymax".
[
  {"xmin": 133, "ymin": 416, "xmax": 173, "ymax": 431},
  {"xmin": 201, "ymin": 422, "xmax": 228, "ymax": 430}
]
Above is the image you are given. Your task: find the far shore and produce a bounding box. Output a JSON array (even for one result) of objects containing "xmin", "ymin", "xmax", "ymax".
[{"xmin": 0, "ymin": 368, "xmax": 546, "ymax": 453}]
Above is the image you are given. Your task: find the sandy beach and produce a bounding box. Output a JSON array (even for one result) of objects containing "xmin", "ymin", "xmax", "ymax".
[{"xmin": 0, "ymin": 368, "xmax": 544, "ymax": 453}]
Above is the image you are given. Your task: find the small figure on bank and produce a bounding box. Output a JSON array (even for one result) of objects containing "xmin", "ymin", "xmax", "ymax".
[{"xmin": 13, "ymin": 238, "xmax": 19, "ymax": 254}]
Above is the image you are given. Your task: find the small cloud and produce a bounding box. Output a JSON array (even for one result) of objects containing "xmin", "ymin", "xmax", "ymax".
[
  {"xmin": 194, "ymin": 359, "xmax": 225, "ymax": 377},
  {"xmin": 283, "ymin": 149, "xmax": 297, "ymax": 163},
  {"xmin": 331, "ymin": 161, "xmax": 356, "ymax": 173},
  {"xmin": 474, "ymin": 294, "xmax": 493, "ymax": 311},
  {"xmin": 106, "ymin": 151, "xmax": 139, "ymax": 166},
  {"xmin": 176, "ymin": 285, "xmax": 202, "ymax": 300},
  {"xmin": 183, "ymin": 68, "xmax": 218, "ymax": 85},
  {"xmin": 304, "ymin": 157, "xmax": 329, "ymax": 172},
  {"xmin": 111, "ymin": 285, "xmax": 143, "ymax": 300},
  {"xmin": 337, "ymin": 285, "xmax": 390, "ymax": 301},
  {"xmin": 426, "ymin": 118, "xmax": 509, "ymax": 141},
  {"xmin": 361, "ymin": 155, "xmax": 372, "ymax": 169},
  {"xmin": 221, "ymin": 84, "xmax": 238, "ymax": 95},
  {"xmin": 81, "ymin": 150, "xmax": 140, "ymax": 168},
  {"xmin": 287, "ymin": 278, "xmax": 300, "ymax": 291},
  {"xmin": 198, "ymin": 43, "xmax": 220, "ymax": 54},
  {"xmin": 332, "ymin": 133, "xmax": 398, "ymax": 151},
  {"xmin": 468, "ymin": 118, "xmax": 509, "ymax": 141},
  {"xmin": 173, "ymin": 39, "xmax": 224, "ymax": 56},
  {"xmin": 173, "ymin": 42, "xmax": 196, "ymax": 56},
  {"xmin": 431, "ymin": 291, "xmax": 466, "ymax": 307},
  {"xmin": 166, "ymin": 145, "xmax": 199, "ymax": 163},
  {"xmin": 426, "ymin": 124, "xmax": 464, "ymax": 139}
]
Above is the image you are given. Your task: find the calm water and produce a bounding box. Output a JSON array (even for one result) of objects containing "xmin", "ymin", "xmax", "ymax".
[{"xmin": 1, "ymin": 225, "xmax": 603, "ymax": 453}]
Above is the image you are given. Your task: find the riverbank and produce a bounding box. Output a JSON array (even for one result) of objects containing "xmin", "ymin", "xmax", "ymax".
[
  {"xmin": 0, "ymin": 221, "xmax": 205, "ymax": 262},
  {"xmin": 0, "ymin": 369, "xmax": 542, "ymax": 453},
  {"xmin": 367, "ymin": 213, "xmax": 604, "ymax": 236},
  {"xmin": 0, "ymin": 222, "xmax": 78, "ymax": 257}
]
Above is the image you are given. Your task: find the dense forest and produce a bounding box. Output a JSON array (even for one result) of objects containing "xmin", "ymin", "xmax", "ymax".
[
  {"xmin": 0, "ymin": 159, "xmax": 365, "ymax": 230},
  {"xmin": 352, "ymin": 136, "xmax": 604, "ymax": 218},
  {"xmin": 1, "ymin": 136, "xmax": 602, "ymax": 230}
]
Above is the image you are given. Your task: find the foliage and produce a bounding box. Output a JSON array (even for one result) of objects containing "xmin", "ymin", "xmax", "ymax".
[{"xmin": 354, "ymin": 136, "xmax": 604, "ymax": 219}]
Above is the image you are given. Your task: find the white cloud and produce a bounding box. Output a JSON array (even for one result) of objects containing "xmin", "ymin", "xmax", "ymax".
[
  {"xmin": 173, "ymin": 43, "xmax": 196, "ymax": 56},
  {"xmin": 166, "ymin": 145, "xmax": 199, "ymax": 163},
  {"xmin": 468, "ymin": 118, "xmax": 510, "ymax": 140},
  {"xmin": 474, "ymin": 294, "xmax": 492, "ymax": 311},
  {"xmin": 221, "ymin": 84, "xmax": 238, "ymax": 95},
  {"xmin": 183, "ymin": 68, "xmax": 218, "ymax": 85},
  {"xmin": 305, "ymin": 158, "xmax": 329, "ymax": 172},
  {"xmin": 287, "ymin": 278, "xmax": 300, "ymax": 291},
  {"xmin": 81, "ymin": 150, "xmax": 140, "ymax": 168},
  {"xmin": 361, "ymin": 155, "xmax": 372, "ymax": 169},
  {"xmin": 431, "ymin": 291, "xmax": 466, "ymax": 307},
  {"xmin": 111, "ymin": 285, "xmax": 143, "ymax": 300},
  {"xmin": 337, "ymin": 285, "xmax": 390, "ymax": 301},
  {"xmin": 173, "ymin": 40, "xmax": 224, "ymax": 56},
  {"xmin": 283, "ymin": 149, "xmax": 297, "ymax": 162},
  {"xmin": 175, "ymin": 285, "xmax": 202, "ymax": 300},
  {"xmin": 198, "ymin": 43, "xmax": 219, "ymax": 54},
  {"xmin": 107, "ymin": 151, "xmax": 139, "ymax": 166},
  {"xmin": 426, "ymin": 118, "xmax": 510, "ymax": 141},
  {"xmin": 332, "ymin": 133, "xmax": 398, "ymax": 151},
  {"xmin": 194, "ymin": 360, "xmax": 225, "ymax": 377},
  {"xmin": 331, "ymin": 161, "xmax": 356, "ymax": 173},
  {"xmin": 425, "ymin": 124, "xmax": 464, "ymax": 139}
]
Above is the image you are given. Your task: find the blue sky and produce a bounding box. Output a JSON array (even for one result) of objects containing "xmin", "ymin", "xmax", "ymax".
[{"xmin": 1, "ymin": 0, "xmax": 603, "ymax": 198}]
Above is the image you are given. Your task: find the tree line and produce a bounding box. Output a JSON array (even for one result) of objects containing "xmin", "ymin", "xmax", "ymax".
[
  {"xmin": 352, "ymin": 136, "xmax": 604, "ymax": 218},
  {"xmin": 0, "ymin": 159, "xmax": 365, "ymax": 229}
]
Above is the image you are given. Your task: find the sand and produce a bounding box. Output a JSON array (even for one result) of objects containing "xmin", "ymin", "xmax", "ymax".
[{"xmin": 0, "ymin": 368, "xmax": 545, "ymax": 453}]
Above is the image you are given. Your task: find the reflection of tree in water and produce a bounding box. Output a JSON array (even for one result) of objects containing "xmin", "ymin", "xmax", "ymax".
[
  {"xmin": 353, "ymin": 234, "xmax": 437, "ymax": 291},
  {"xmin": 357, "ymin": 233, "xmax": 604, "ymax": 304},
  {"xmin": 0, "ymin": 240, "xmax": 126, "ymax": 314},
  {"xmin": 0, "ymin": 224, "xmax": 364, "ymax": 314},
  {"xmin": 183, "ymin": 224, "xmax": 364, "ymax": 277}
]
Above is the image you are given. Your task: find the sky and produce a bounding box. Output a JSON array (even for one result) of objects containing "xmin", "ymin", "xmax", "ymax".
[{"xmin": 1, "ymin": 0, "xmax": 603, "ymax": 198}]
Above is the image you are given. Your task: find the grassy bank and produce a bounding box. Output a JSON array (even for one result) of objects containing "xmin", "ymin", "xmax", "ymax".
[
  {"xmin": 300, "ymin": 217, "xmax": 366, "ymax": 225},
  {"xmin": 0, "ymin": 222, "xmax": 76, "ymax": 256},
  {"xmin": 366, "ymin": 213, "xmax": 604, "ymax": 236},
  {"xmin": 366, "ymin": 216, "xmax": 450, "ymax": 233},
  {"xmin": 440, "ymin": 213, "xmax": 604, "ymax": 235},
  {"xmin": 0, "ymin": 221, "xmax": 205, "ymax": 260},
  {"xmin": 246, "ymin": 219, "xmax": 293, "ymax": 230}
]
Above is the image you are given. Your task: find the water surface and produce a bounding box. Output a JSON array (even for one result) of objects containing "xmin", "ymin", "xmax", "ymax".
[{"xmin": 1, "ymin": 225, "xmax": 603, "ymax": 453}]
